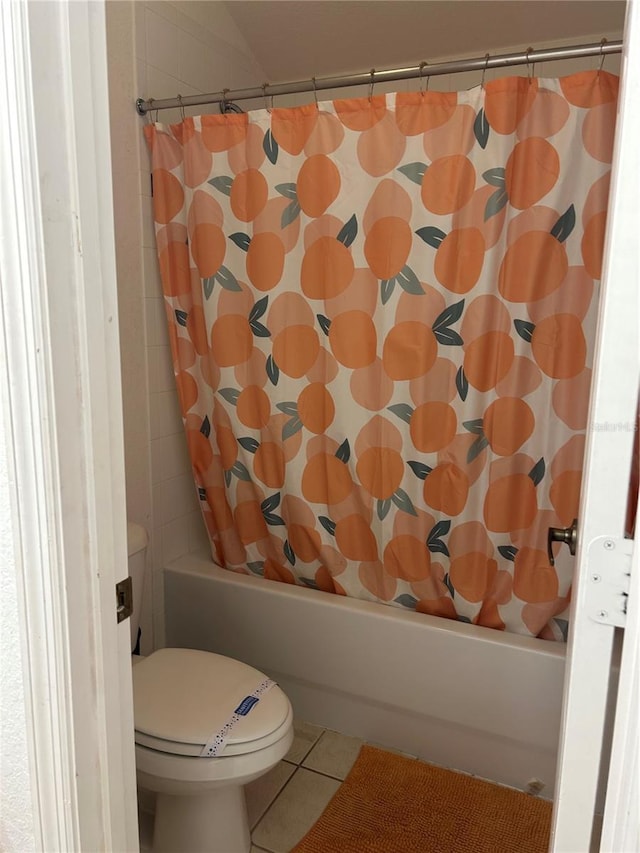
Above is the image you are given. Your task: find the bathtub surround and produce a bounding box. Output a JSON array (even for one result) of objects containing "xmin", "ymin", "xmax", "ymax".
[
  {"xmin": 146, "ymin": 72, "xmax": 617, "ymax": 639},
  {"xmin": 106, "ymin": 0, "xmax": 267, "ymax": 650}
]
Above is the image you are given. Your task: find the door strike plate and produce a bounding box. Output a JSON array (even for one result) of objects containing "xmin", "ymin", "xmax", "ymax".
[
  {"xmin": 585, "ymin": 536, "xmax": 632, "ymax": 628},
  {"xmin": 115, "ymin": 576, "xmax": 133, "ymax": 623}
]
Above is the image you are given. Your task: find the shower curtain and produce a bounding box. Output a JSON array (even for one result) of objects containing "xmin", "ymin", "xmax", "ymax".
[{"xmin": 145, "ymin": 70, "xmax": 618, "ymax": 640}]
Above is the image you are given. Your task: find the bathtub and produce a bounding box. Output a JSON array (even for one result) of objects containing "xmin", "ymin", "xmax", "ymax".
[{"xmin": 165, "ymin": 551, "xmax": 566, "ymax": 798}]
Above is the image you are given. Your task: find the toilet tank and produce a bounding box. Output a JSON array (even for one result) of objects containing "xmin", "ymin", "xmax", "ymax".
[{"xmin": 127, "ymin": 521, "xmax": 148, "ymax": 653}]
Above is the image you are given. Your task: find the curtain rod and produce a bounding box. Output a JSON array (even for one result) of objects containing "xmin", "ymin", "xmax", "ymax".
[{"xmin": 135, "ymin": 39, "xmax": 622, "ymax": 116}]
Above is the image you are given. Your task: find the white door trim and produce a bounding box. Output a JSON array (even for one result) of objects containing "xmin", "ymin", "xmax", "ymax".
[
  {"xmin": 599, "ymin": 520, "xmax": 639, "ymax": 853},
  {"xmin": 0, "ymin": 1, "xmax": 137, "ymax": 849},
  {"xmin": 1, "ymin": 1, "xmax": 76, "ymax": 845},
  {"xmin": 551, "ymin": 0, "xmax": 639, "ymax": 849}
]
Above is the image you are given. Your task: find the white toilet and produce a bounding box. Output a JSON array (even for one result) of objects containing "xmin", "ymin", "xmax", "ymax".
[{"xmin": 127, "ymin": 522, "xmax": 294, "ymax": 853}]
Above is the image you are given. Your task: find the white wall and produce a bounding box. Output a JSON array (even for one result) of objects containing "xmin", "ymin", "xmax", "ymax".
[
  {"xmin": 107, "ymin": 1, "xmax": 622, "ymax": 653},
  {"xmin": 106, "ymin": 0, "xmax": 266, "ymax": 651},
  {"xmin": 0, "ymin": 405, "xmax": 35, "ymax": 852}
]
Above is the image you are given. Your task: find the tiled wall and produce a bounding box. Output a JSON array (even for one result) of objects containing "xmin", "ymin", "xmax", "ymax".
[
  {"xmin": 107, "ymin": 0, "xmax": 266, "ymax": 651},
  {"xmin": 107, "ymin": 1, "xmax": 621, "ymax": 653}
]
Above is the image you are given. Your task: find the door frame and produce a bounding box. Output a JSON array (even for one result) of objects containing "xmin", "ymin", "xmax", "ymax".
[
  {"xmin": 551, "ymin": 0, "xmax": 639, "ymax": 850},
  {"xmin": 0, "ymin": 1, "xmax": 138, "ymax": 850}
]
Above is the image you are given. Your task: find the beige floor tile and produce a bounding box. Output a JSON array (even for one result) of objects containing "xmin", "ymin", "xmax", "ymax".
[
  {"xmin": 245, "ymin": 760, "xmax": 296, "ymax": 829},
  {"xmin": 251, "ymin": 768, "xmax": 341, "ymax": 853},
  {"xmin": 302, "ymin": 729, "xmax": 363, "ymax": 780},
  {"xmin": 284, "ymin": 719, "xmax": 325, "ymax": 764}
]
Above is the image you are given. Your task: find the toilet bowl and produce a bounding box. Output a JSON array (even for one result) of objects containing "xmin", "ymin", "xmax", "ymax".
[{"xmin": 128, "ymin": 525, "xmax": 294, "ymax": 853}]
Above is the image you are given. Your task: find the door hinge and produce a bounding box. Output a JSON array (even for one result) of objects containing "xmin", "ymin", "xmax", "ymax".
[
  {"xmin": 585, "ymin": 536, "xmax": 632, "ymax": 628},
  {"xmin": 115, "ymin": 576, "xmax": 133, "ymax": 623}
]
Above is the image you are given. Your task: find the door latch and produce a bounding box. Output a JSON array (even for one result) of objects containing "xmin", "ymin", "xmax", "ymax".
[
  {"xmin": 115, "ymin": 576, "xmax": 133, "ymax": 623},
  {"xmin": 547, "ymin": 518, "xmax": 578, "ymax": 566}
]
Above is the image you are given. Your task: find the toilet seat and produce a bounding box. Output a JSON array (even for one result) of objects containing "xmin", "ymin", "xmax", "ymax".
[
  {"xmin": 133, "ymin": 648, "xmax": 290, "ymax": 758},
  {"xmin": 135, "ymin": 711, "xmax": 293, "ymax": 758}
]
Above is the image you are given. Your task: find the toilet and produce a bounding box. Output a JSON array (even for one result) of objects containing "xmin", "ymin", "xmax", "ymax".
[{"xmin": 127, "ymin": 522, "xmax": 294, "ymax": 853}]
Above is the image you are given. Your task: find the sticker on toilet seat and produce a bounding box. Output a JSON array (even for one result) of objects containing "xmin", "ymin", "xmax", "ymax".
[
  {"xmin": 235, "ymin": 695, "xmax": 260, "ymax": 715},
  {"xmin": 200, "ymin": 678, "xmax": 276, "ymax": 757}
]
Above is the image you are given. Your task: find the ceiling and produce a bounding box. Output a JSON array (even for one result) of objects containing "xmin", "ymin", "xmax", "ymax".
[{"xmin": 226, "ymin": 1, "xmax": 626, "ymax": 82}]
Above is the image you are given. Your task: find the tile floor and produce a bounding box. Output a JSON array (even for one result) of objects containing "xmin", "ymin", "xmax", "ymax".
[
  {"xmin": 139, "ymin": 721, "xmax": 575, "ymax": 853},
  {"xmin": 248, "ymin": 723, "xmax": 365, "ymax": 852},
  {"xmin": 138, "ymin": 721, "xmax": 387, "ymax": 852}
]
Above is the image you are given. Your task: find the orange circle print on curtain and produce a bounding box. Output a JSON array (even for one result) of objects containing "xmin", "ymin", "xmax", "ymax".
[{"xmin": 144, "ymin": 69, "xmax": 619, "ymax": 642}]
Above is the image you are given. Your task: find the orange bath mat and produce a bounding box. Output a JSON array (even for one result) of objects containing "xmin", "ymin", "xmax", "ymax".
[{"xmin": 292, "ymin": 745, "xmax": 552, "ymax": 853}]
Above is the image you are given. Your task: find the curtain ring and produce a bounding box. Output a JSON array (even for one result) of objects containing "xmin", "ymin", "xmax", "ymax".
[
  {"xmin": 146, "ymin": 97, "xmax": 159, "ymax": 124},
  {"xmin": 221, "ymin": 88, "xmax": 230, "ymax": 115},
  {"xmin": 177, "ymin": 93, "xmax": 186, "ymax": 121},
  {"xmin": 481, "ymin": 53, "xmax": 490, "ymax": 90},
  {"xmin": 526, "ymin": 47, "xmax": 535, "ymax": 85},
  {"xmin": 368, "ymin": 68, "xmax": 375, "ymax": 102},
  {"xmin": 419, "ymin": 61, "xmax": 429, "ymax": 96},
  {"xmin": 311, "ymin": 76, "xmax": 319, "ymax": 109},
  {"xmin": 262, "ymin": 83, "xmax": 273, "ymax": 112},
  {"xmin": 598, "ymin": 37, "xmax": 608, "ymax": 76}
]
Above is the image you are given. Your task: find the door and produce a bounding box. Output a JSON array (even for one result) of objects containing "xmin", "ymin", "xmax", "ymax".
[
  {"xmin": 0, "ymin": 1, "xmax": 138, "ymax": 850},
  {"xmin": 551, "ymin": 1, "xmax": 639, "ymax": 850}
]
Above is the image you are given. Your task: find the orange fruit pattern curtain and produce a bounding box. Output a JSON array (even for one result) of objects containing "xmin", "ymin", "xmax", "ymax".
[{"xmin": 145, "ymin": 71, "xmax": 618, "ymax": 640}]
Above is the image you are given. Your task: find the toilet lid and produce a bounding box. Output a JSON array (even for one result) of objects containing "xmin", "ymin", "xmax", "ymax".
[{"xmin": 132, "ymin": 648, "xmax": 290, "ymax": 755}]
